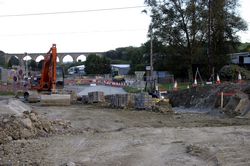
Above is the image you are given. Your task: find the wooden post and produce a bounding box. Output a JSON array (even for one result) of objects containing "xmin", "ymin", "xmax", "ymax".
[{"xmin": 220, "ymin": 92, "xmax": 224, "ymax": 108}]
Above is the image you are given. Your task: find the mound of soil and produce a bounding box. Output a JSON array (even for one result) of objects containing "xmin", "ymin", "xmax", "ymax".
[
  {"xmin": 167, "ymin": 82, "xmax": 250, "ymax": 117},
  {"xmin": 0, "ymin": 110, "xmax": 71, "ymax": 145},
  {"xmin": 220, "ymin": 65, "xmax": 250, "ymax": 80}
]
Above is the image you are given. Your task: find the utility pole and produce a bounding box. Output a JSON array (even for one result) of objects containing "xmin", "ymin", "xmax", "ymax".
[
  {"xmin": 24, "ymin": 52, "xmax": 28, "ymax": 78},
  {"xmin": 145, "ymin": 24, "xmax": 155, "ymax": 93},
  {"xmin": 149, "ymin": 25, "xmax": 155, "ymax": 92},
  {"xmin": 150, "ymin": 26, "xmax": 153, "ymax": 78},
  {"xmin": 208, "ymin": 0, "xmax": 214, "ymax": 82}
]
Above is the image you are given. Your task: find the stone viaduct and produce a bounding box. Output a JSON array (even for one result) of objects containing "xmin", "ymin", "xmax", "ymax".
[{"xmin": 4, "ymin": 52, "xmax": 104, "ymax": 64}]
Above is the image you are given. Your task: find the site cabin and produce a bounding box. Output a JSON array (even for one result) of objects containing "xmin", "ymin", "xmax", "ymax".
[
  {"xmin": 230, "ymin": 52, "xmax": 250, "ymax": 66},
  {"xmin": 68, "ymin": 65, "xmax": 85, "ymax": 75}
]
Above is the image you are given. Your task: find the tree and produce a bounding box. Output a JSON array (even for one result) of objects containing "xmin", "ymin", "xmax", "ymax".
[
  {"xmin": 85, "ymin": 54, "xmax": 111, "ymax": 75},
  {"xmin": 28, "ymin": 59, "xmax": 37, "ymax": 71},
  {"xmin": 37, "ymin": 60, "xmax": 44, "ymax": 70},
  {"xmin": 209, "ymin": 0, "xmax": 247, "ymax": 71},
  {"xmin": 0, "ymin": 51, "xmax": 5, "ymax": 67},
  {"xmin": 105, "ymin": 47, "xmax": 142, "ymax": 62},
  {"xmin": 145, "ymin": 0, "xmax": 247, "ymax": 80},
  {"xmin": 8, "ymin": 56, "xmax": 19, "ymax": 68}
]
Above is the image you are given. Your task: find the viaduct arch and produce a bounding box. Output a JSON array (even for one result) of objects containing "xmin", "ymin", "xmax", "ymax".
[{"xmin": 4, "ymin": 52, "xmax": 104, "ymax": 64}]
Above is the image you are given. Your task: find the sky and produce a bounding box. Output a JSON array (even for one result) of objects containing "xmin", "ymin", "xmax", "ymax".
[
  {"xmin": 0, "ymin": 0, "xmax": 249, "ymax": 55},
  {"xmin": 0, "ymin": 0, "xmax": 150, "ymax": 54}
]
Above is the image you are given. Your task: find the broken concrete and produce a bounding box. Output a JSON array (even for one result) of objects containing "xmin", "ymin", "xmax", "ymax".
[
  {"xmin": 0, "ymin": 110, "xmax": 71, "ymax": 145},
  {"xmin": 0, "ymin": 99, "xmax": 31, "ymax": 116},
  {"xmin": 40, "ymin": 94, "xmax": 71, "ymax": 106},
  {"xmin": 167, "ymin": 83, "xmax": 250, "ymax": 117}
]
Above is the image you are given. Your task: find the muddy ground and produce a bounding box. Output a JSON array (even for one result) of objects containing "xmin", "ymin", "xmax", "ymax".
[{"xmin": 1, "ymin": 101, "xmax": 250, "ymax": 166}]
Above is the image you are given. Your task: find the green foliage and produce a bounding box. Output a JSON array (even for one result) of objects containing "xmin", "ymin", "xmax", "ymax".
[
  {"xmin": 28, "ymin": 59, "xmax": 37, "ymax": 71},
  {"xmin": 37, "ymin": 60, "xmax": 44, "ymax": 71},
  {"xmin": 123, "ymin": 86, "xmax": 141, "ymax": 93},
  {"xmin": 85, "ymin": 54, "xmax": 111, "ymax": 75},
  {"xmin": 0, "ymin": 91, "xmax": 15, "ymax": 96},
  {"xmin": 7, "ymin": 56, "xmax": 19, "ymax": 68},
  {"xmin": 160, "ymin": 82, "xmax": 190, "ymax": 91},
  {"xmin": 0, "ymin": 51, "xmax": 5, "ymax": 67},
  {"xmin": 238, "ymin": 42, "xmax": 250, "ymax": 52},
  {"xmin": 219, "ymin": 65, "xmax": 250, "ymax": 80},
  {"xmin": 105, "ymin": 46, "xmax": 142, "ymax": 62},
  {"xmin": 144, "ymin": 0, "xmax": 247, "ymax": 80},
  {"xmin": 110, "ymin": 59, "xmax": 129, "ymax": 64}
]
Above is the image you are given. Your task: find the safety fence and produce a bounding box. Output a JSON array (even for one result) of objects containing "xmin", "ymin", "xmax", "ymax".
[
  {"xmin": 64, "ymin": 78, "xmax": 128, "ymax": 88},
  {"xmin": 0, "ymin": 82, "xmax": 29, "ymax": 93}
]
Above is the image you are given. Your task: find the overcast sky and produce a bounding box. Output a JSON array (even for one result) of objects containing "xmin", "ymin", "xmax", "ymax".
[{"xmin": 0, "ymin": 0, "xmax": 249, "ymax": 54}]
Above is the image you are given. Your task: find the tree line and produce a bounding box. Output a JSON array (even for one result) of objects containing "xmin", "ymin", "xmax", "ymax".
[
  {"xmin": 86, "ymin": 0, "xmax": 248, "ymax": 79},
  {"xmin": 0, "ymin": 0, "xmax": 248, "ymax": 79}
]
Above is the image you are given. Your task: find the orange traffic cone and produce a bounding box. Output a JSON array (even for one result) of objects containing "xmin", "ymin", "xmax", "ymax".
[
  {"xmin": 173, "ymin": 81, "xmax": 178, "ymax": 91},
  {"xmin": 238, "ymin": 72, "xmax": 242, "ymax": 83},
  {"xmin": 193, "ymin": 78, "xmax": 198, "ymax": 87},
  {"xmin": 216, "ymin": 74, "xmax": 221, "ymax": 84}
]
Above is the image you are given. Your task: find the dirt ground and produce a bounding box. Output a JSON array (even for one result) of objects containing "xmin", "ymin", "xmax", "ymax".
[{"xmin": 1, "ymin": 101, "xmax": 250, "ymax": 166}]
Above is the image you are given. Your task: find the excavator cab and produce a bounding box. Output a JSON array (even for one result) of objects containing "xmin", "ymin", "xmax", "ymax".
[
  {"xmin": 30, "ymin": 66, "xmax": 64, "ymax": 90},
  {"xmin": 56, "ymin": 66, "xmax": 64, "ymax": 89}
]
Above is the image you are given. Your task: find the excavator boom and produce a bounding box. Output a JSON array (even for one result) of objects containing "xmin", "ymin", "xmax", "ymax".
[
  {"xmin": 39, "ymin": 44, "xmax": 57, "ymax": 92},
  {"xmin": 25, "ymin": 44, "xmax": 71, "ymax": 105}
]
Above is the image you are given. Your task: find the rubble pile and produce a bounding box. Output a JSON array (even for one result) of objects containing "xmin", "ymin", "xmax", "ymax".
[
  {"xmin": 167, "ymin": 83, "xmax": 250, "ymax": 117},
  {"xmin": 219, "ymin": 65, "xmax": 250, "ymax": 80},
  {"xmin": 0, "ymin": 99, "xmax": 31, "ymax": 116},
  {"xmin": 0, "ymin": 110, "xmax": 71, "ymax": 145},
  {"xmin": 152, "ymin": 99, "xmax": 173, "ymax": 114}
]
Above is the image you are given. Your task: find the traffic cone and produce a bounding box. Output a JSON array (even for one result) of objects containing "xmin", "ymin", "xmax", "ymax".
[
  {"xmin": 173, "ymin": 81, "xmax": 178, "ymax": 91},
  {"xmin": 238, "ymin": 72, "xmax": 242, "ymax": 83},
  {"xmin": 193, "ymin": 78, "xmax": 198, "ymax": 87},
  {"xmin": 216, "ymin": 74, "xmax": 221, "ymax": 84}
]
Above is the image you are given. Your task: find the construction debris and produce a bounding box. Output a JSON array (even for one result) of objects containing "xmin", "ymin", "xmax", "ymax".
[
  {"xmin": 88, "ymin": 91, "xmax": 105, "ymax": 103},
  {"xmin": 40, "ymin": 94, "xmax": 71, "ymax": 106},
  {"xmin": 105, "ymin": 94, "xmax": 130, "ymax": 108},
  {"xmin": 0, "ymin": 112, "xmax": 52, "ymax": 144},
  {"xmin": 0, "ymin": 99, "xmax": 31, "ymax": 116},
  {"xmin": 167, "ymin": 83, "xmax": 250, "ymax": 117},
  {"xmin": 152, "ymin": 99, "xmax": 173, "ymax": 113},
  {"xmin": 134, "ymin": 93, "xmax": 154, "ymax": 110}
]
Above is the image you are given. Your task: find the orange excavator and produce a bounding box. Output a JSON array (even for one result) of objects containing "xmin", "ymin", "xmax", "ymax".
[
  {"xmin": 32, "ymin": 44, "xmax": 58, "ymax": 92},
  {"xmin": 24, "ymin": 44, "xmax": 70, "ymax": 104}
]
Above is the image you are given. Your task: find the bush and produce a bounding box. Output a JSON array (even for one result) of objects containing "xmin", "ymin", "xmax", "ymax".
[{"xmin": 219, "ymin": 65, "xmax": 250, "ymax": 80}]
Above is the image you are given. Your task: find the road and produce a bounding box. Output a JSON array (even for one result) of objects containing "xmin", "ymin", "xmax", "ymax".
[{"xmin": 65, "ymin": 85, "xmax": 127, "ymax": 96}]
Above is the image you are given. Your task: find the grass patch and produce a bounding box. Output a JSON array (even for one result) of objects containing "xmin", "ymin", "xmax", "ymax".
[
  {"xmin": 0, "ymin": 91, "xmax": 15, "ymax": 96},
  {"xmin": 123, "ymin": 86, "xmax": 141, "ymax": 93},
  {"xmin": 160, "ymin": 82, "xmax": 191, "ymax": 91}
]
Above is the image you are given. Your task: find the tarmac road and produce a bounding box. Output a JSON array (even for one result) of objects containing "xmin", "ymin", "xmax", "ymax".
[{"xmin": 66, "ymin": 85, "xmax": 127, "ymax": 96}]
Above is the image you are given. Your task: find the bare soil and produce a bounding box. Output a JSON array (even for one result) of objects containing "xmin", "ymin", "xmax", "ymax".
[{"xmin": 1, "ymin": 102, "xmax": 250, "ymax": 166}]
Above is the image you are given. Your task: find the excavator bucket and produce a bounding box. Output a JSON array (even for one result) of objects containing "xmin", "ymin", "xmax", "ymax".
[{"xmin": 24, "ymin": 90, "xmax": 40, "ymax": 103}]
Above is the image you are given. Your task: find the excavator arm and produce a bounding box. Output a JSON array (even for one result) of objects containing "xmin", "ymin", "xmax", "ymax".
[
  {"xmin": 39, "ymin": 44, "xmax": 57, "ymax": 92},
  {"xmin": 32, "ymin": 44, "xmax": 57, "ymax": 92},
  {"xmin": 25, "ymin": 44, "xmax": 70, "ymax": 105}
]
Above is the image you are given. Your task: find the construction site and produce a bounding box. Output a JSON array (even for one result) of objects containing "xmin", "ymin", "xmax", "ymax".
[
  {"xmin": 0, "ymin": 44, "xmax": 249, "ymax": 165},
  {"xmin": 1, "ymin": 0, "xmax": 250, "ymax": 165}
]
